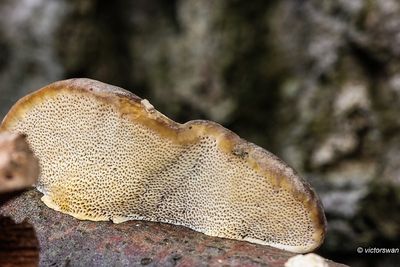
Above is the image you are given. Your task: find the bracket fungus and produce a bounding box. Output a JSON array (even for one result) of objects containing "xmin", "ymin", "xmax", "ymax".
[
  {"xmin": 0, "ymin": 132, "xmax": 39, "ymax": 194},
  {"xmin": 0, "ymin": 79, "xmax": 326, "ymax": 253}
]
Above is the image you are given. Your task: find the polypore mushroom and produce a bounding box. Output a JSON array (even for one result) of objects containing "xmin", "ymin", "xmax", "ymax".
[
  {"xmin": 0, "ymin": 132, "xmax": 39, "ymax": 193},
  {"xmin": 0, "ymin": 78, "xmax": 326, "ymax": 253},
  {"xmin": 285, "ymin": 253, "xmax": 328, "ymax": 267}
]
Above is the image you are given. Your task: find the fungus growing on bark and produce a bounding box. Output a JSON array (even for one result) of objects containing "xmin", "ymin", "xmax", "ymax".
[
  {"xmin": 0, "ymin": 132, "xmax": 39, "ymax": 193},
  {"xmin": 0, "ymin": 78, "xmax": 326, "ymax": 253}
]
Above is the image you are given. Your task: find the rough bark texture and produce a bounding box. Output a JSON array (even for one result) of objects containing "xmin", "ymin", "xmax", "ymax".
[
  {"xmin": 0, "ymin": 190, "xmax": 346, "ymax": 267},
  {"xmin": 0, "ymin": 215, "xmax": 39, "ymax": 267},
  {"xmin": 0, "ymin": 0, "xmax": 399, "ymax": 266}
]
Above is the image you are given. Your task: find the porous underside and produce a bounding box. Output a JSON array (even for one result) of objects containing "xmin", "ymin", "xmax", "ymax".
[{"xmin": 0, "ymin": 78, "xmax": 326, "ymax": 253}]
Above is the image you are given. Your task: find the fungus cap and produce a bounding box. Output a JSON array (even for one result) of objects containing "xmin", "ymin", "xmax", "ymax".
[
  {"xmin": 0, "ymin": 78, "xmax": 326, "ymax": 253},
  {"xmin": 0, "ymin": 132, "xmax": 39, "ymax": 193}
]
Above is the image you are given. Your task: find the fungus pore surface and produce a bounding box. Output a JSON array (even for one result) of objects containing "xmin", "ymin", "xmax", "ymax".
[{"xmin": 0, "ymin": 79, "xmax": 326, "ymax": 253}]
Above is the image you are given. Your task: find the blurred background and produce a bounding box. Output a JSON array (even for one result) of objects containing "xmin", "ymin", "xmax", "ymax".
[{"xmin": 0, "ymin": 0, "xmax": 399, "ymax": 266}]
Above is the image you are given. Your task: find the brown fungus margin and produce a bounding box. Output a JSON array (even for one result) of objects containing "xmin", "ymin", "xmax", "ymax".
[{"xmin": 0, "ymin": 78, "xmax": 326, "ymax": 253}]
